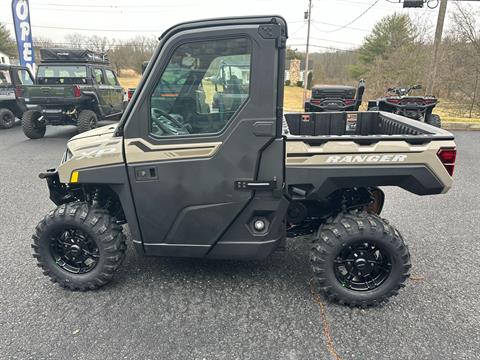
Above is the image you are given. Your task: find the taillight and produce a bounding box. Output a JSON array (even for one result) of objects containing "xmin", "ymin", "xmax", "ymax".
[
  {"xmin": 128, "ymin": 89, "xmax": 134, "ymax": 100},
  {"xmin": 437, "ymin": 148, "xmax": 456, "ymax": 176},
  {"xmin": 15, "ymin": 85, "xmax": 22, "ymax": 97},
  {"xmin": 310, "ymin": 99, "xmax": 321, "ymax": 105},
  {"xmin": 343, "ymin": 99, "xmax": 355, "ymax": 106},
  {"xmin": 387, "ymin": 98, "xmax": 401, "ymax": 104},
  {"xmin": 73, "ymin": 85, "xmax": 81, "ymax": 97}
]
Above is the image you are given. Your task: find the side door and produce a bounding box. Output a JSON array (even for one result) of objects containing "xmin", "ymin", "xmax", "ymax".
[
  {"xmin": 104, "ymin": 69, "xmax": 124, "ymax": 113},
  {"xmin": 92, "ymin": 67, "xmax": 109, "ymax": 115},
  {"xmin": 122, "ymin": 17, "xmax": 287, "ymax": 257}
]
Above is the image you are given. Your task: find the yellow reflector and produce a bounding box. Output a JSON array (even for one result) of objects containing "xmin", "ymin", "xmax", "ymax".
[{"xmin": 70, "ymin": 171, "xmax": 79, "ymax": 183}]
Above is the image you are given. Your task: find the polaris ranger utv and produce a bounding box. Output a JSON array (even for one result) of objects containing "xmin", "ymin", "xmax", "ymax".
[
  {"xmin": 32, "ymin": 16, "xmax": 456, "ymax": 307},
  {"xmin": 368, "ymin": 85, "xmax": 441, "ymax": 127},
  {"xmin": 21, "ymin": 48, "xmax": 124, "ymax": 139},
  {"xmin": 304, "ymin": 80, "xmax": 365, "ymax": 112},
  {"xmin": 0, "ymin": 64, "xmax": 35, "ymax": 129}
]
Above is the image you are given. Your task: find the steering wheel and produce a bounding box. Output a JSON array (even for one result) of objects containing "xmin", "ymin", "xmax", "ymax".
[{"xmin": 151, "ymin": 107, "xmax": 190, "ymax": 136}]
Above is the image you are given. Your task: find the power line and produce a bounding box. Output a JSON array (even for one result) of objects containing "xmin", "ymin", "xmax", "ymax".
[
  {"xmin": 312, "ymin": 21, "xmax": 371, "ymax": 33},
  {"xmin": 288, "ymin": 43, "xmax": 356, "ymax": 52},
  {"xmin": 5, "ymin": 22, "xmax": 160, "ymax": 33},
  {"xmin": 31, "ymin": 2, "xmax": 196, "ymax": 8},
  {"xmin": 290, "ymin": 36, "xmax": 360, "ymax": 46},
  {"xmin": 323, "ymin": 0, "xmax": 381, "ymax": 33}
]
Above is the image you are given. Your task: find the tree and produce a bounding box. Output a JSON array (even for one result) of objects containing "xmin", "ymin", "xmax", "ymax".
[
  {"xmin": 359, "ymin": 13, "xmax": 415, "ymax": 65},
  {"xmin": 0, "ymin": 22, "xmax": 16, "ymax": 57}
]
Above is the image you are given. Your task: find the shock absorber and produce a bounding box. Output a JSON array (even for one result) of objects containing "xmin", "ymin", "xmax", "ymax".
[{"xmin": 92, "ymin": 187, "xmax": 101, "ymax": 208}]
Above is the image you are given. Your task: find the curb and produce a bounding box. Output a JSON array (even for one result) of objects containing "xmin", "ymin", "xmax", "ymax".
[{"xmin": 442, "ymin": 122, "xmax": 480, "ymax": 131}]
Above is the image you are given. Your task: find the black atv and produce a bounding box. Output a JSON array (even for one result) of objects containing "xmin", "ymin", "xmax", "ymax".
[
  {"xmin": 0, "ymin": 64, "xmax": 35, "ymax": 129},
  {"xmin": 368, "ymin": 85, "xmax": 441, "ymax": 127},
  {"xmin": 304, "ymin": 79, "xmax": 365, "ymax": 112}
]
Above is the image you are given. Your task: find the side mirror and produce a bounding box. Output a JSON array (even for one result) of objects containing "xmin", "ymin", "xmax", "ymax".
[{"xmin": 413, "ymin": 84, "xmax": 422, "ymax": 90}]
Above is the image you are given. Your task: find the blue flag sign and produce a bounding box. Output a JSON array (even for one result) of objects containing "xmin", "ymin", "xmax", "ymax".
[{"xmin": 11, "ymin": 0, "xmax": 35, "ymax": 73}]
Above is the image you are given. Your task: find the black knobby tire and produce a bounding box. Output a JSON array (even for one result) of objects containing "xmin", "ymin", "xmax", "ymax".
[
  {"xmin": 77, "ymin": 110, "xmax": 98, "ymax": 133},
  {"xmin": 22, "ymin": 110, "xmax": 46, "ymax": 139},
  {"xmin": 311, "ymin": 211, "xmax": 411, "ymax": 307},
  {"xmin": 0, "ymin": 108, "xmax": 15, "ymax": 129},
  {"xmin": 426, "ymin": 113, "xmax": 441, "ymax": 128},
  {"xmin": 31, "ymin": 202, "xmax": 126, "ymax": 291}
]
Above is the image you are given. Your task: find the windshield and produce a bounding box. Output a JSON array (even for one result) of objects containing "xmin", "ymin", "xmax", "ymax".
[{"xmin": 37, "ymin": 65, "xmax": 87, "ymax": 84}]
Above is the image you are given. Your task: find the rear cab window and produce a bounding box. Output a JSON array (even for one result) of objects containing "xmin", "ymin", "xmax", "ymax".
[{"xmin": 37, "ymin": 65, "xmax": 87, "ymax": 85}]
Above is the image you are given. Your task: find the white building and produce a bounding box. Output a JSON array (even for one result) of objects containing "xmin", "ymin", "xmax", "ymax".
[{"xmin": 0, "ymin": 51, "xmax": 11, "ymax": 65}]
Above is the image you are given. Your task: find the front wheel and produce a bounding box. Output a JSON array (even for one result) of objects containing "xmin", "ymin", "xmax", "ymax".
[
  {"xmin": 77, "ymin": 110, "xmax": 98, "ymax": 133},
  {"xmin": 0, "ymin": 108, "xmax": 15, "ymax": 129},
  {"xmin": 426, "ymin": 113, "xmax": 441, "ymax": 128},
  {"xmin": 311, "ymin": 211, "xmax": 411, "ymax": 307},
  {"xmin": 31, "ymin": 202, "xmax": 126, "ymax": 290},
  {"xmin": 22, "ymin": 110, "xmax": 46, "ymax": 139}
]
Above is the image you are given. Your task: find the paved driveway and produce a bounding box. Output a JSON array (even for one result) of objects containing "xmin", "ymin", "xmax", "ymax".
[{"xmin": 0, "ymin": 125, "xmax": 478, "ymax": 359}]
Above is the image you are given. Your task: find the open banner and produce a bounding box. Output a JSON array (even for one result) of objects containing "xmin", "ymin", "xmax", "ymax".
[{"xmin": 11, "ymin": 0, "xmax": 35, "ymax": 73}]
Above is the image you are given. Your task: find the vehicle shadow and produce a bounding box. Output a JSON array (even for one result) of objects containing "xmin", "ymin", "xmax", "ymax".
[{"xmin": 110, "ymin": 236, "xmax": 313, "ymax": 292}]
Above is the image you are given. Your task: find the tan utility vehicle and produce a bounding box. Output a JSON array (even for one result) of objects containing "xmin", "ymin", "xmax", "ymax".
[{"xmin": 32, "ymin": 16, "xmax": 456, "ymax": 307}]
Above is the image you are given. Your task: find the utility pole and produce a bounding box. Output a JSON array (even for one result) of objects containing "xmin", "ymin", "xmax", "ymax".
[
  {"xmin": 426, "ymin": 0, "xmax": 448, "ymax": 95},
  {"xmin": 303, "ymin": 0, "xmax": 312, "ymax": 104}
]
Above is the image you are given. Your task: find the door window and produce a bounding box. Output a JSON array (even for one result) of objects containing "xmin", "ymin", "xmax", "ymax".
[
  {"xmin": 17, "ymin": 69, "xmax": 34, "ymax": 85},
  {"xmin": 94, "ymin": 68, "xmax": 105, "ymax": 84},
  {"xmin": 105, "ymin": 70, "xmax": 119, "ymax": 86},
  {"xmin": 149, "ymin": 37, "xmax": 251, "ymax": 137}
]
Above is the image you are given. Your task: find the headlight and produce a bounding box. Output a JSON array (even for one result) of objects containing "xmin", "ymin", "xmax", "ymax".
[{"xmin": 61, "ymin": 148, "xmax": 73, "ymax": 164}]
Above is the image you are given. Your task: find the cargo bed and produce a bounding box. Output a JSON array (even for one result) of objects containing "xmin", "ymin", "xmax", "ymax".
[
  {"xmin": 284, "ymin": 111, "xmax": 454, "ymax": 145},
  {"xmin": 284, "ymin": 111, "xmax": 456, "ymax": 197}
]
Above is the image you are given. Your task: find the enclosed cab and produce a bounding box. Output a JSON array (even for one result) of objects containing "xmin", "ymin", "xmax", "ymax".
[{"xmin": 21, "ymin": 48, "xmax": 125, "ymax": 139}]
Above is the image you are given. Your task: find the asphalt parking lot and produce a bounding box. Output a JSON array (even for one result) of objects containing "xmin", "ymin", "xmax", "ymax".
[{"xmin": 0, "ymin": 124, "xmax": 479, "ymax": 360}]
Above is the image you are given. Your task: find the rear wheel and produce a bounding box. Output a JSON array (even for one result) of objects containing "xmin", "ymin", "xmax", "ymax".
[
  {"xmin": 0, "ymin": 108, "xmax": 15, "ymax": 129},
  {"xmin": 426, "ymin": 113, "xmax": 441, "ymax": 128},
  {"xmin": 311, "ymin": 211, "xmax": 411, "ymax": 307},
  {"xmin": 22, "ymin": 110, "xmax": 46, "ymax": 139},
  {"xmin": 31, "ymin": 202, "xmax": 126, "ymax": 291},
  {"xmin": 77, "ymin": 110, "xmax": 98, "ymax": 133}
]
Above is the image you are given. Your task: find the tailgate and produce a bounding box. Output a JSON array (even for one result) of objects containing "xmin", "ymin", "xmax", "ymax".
[{"xmin": 22, "ymin": 85, "xmax": 74, "ymax": 99}]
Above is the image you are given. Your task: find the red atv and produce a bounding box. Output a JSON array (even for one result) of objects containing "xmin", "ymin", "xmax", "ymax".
[{"xmin": 368, "ymin": 85, "xmax": 441, "ymax": 127}]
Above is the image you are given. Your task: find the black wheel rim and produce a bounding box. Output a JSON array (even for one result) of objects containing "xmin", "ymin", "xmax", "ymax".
[
  {"xmin": 49, "ymin": 228, "xmax": 99, "ymax": 274},
  {"xmin": 334, "ymin": 240, "xmax": 392, "ymax": 291},
  {"xmin": 32, "ymin": 112, "xmax": 44, "ymax": 129},
  {"xmin": 89, "ymin": 116, "xmax": 97, "ymax": 129},
  {"xmin": 2, "ymin": 113, "xmax": 13, "ymax": 126}
]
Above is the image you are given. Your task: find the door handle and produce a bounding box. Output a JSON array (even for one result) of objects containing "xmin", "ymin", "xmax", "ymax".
[{"xmin": 234, "ymin": 178, "xmax": 277, "ymax": 190}]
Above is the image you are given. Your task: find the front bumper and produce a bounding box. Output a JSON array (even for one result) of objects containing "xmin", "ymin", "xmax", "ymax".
[{"xmin": 39, "ymin": 169, "xmax": 71, "ymax": 205}]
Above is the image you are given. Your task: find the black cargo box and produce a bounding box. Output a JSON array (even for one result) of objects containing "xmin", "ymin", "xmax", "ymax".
[{"xmin": 40, "ymin": 48, "xmax": 109, "ymax": 64}]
